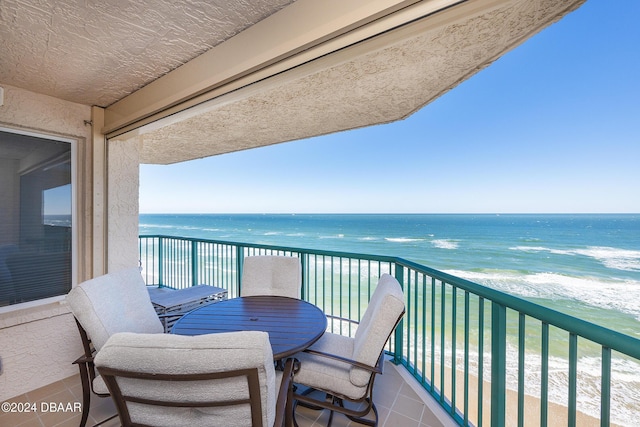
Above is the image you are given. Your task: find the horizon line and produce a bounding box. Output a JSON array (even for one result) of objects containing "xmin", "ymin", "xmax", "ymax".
[{"xmin": 139, "ymin": 212, "xmax": 640, "ymax": 215}]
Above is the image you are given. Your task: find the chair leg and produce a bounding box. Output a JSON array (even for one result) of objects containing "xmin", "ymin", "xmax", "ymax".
[
  {"xmin": 293, "ymin": 388, "xmax": 329, "ymax": 427},
  {"xmin": 295, "ymin": 387, "xmax": 327, "ymax": 411},
  {"xmin": 343, "ymin": 398, "xmax": 378, "ymax": 426},
  {"xmin": 327, "ymin": 407, "xmax": 335, "ymax": 427},
  {"xmin": 332, "ymin": 396, "xmax": 377, "ymax": 426},
  {"xmin": 74, "ymin": 359, "xmax": 119, "ymax": 427},
  {"xmin": 286, "ymin": 377, "xmax": 295, "ymax": 427},
  {"xmin": 76, "ymin": 362, "xmax": 91, "ymax": 427},
  {"xmin": 293, "ymin": 388, "xmax": 378, "ymax": 427}
]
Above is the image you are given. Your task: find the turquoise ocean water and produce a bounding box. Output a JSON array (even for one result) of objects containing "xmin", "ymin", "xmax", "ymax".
[
  {"xmin": 140, "ymin": 213, "xmax": 640, "ymax": 335},
  {"xmin": 139, "ymin": 213, "xmax": 640, "ymax": 421}
]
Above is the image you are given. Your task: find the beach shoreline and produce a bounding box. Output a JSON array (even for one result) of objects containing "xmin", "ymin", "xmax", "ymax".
[{"xmin": 400, "ymin": 360, "xmax": 620, "ymax": 427}]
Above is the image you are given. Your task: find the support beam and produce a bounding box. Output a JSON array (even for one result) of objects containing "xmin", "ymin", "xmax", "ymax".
[{"xmin": 91, "ymin": 106, "xmax": 107, "ymax": 277}]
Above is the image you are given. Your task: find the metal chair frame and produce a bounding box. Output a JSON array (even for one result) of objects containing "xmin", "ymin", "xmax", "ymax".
[
  {"xmin": 99, "ymin": 355, "xmax": 298, "ymax": 427},
  {"xmin": 292, "ymin": 313, "xmax": 404, "ymax": 427},
  {"xmin": 72, "ymin": 319, "xmax": 117, "ymax": 427}
]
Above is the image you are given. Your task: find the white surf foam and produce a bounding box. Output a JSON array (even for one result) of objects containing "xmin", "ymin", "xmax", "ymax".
[
  {"xmin": 575, "ymin": 246, "xmax": 640, "ymax": 271},
  {"xmin": 384, "ymin": 237, "xmax": 425, "ymax": 243},
  {"xmin": 319, "ymin": 234, "xmax": 345, "ymax": 239},
  {"xmin": 510, "ymin": 245, "xmax": 640, "ymax": 272},
  {"xmin": 445, "ymin": 269, "xmax": 640, "ymax": 322},
  {"xmin": 432, "ymin": 239, "xmax": 459, "ymax": 250},
  {"xmin": 407, "ymin": 340, "xmax": 640, "ymax": 425}
]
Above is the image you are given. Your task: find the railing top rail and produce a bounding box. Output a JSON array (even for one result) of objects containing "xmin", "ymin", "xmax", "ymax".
[
  {"xmin": 395, "ymin": 258, "xmax": 640, "ymax": 360},
  {"xmin": 140, "ymin": 234, "xmax": 640, "ymax": 359},
  {"xmin": 139, "ymin": 235, "xmax": 396, "ymax": 262}
]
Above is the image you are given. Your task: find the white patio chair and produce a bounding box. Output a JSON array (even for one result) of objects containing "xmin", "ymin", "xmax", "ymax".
[
  {"xmin": 95, "ymin": 330, "xmax": 297, "ymax": 427},
  {"xmin": 292, "ymin": 274, "xmax": 405, "ymax": 426},
  {"xmin": 65, "ymin": 267, "xmax": 164, "ymax": 427},
  {"xmin": 241, "ymin": 256, "xmax": 302, "ymax": 299}
]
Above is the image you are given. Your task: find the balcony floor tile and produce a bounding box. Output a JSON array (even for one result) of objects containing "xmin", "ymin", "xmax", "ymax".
[{"xmin": 3, "ymin": 359, "xmax": 446, "ymax": 427}]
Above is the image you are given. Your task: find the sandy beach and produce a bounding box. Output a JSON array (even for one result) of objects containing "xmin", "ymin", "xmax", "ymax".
[{"xmin": 425, "ymin": 361, "xmax": 620, "ymax": 427}]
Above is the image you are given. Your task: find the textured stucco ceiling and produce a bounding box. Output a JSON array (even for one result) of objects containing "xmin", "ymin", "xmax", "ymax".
[
  {"xmin": 0, "ymin": 0, "xmax": 586, "ymax": 165},
  {"xmin": 137, "ymin": 0, "xmax": 585, "ymax": 164},
  {"xmin": 0, "ymin": 0, "xmax": 295, "ymax": 107}
]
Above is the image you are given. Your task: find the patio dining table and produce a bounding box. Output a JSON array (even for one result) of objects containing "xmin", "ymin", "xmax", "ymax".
[{"xmin": 171, "ymin": 295, "xmax": 327, "ymax": 360}]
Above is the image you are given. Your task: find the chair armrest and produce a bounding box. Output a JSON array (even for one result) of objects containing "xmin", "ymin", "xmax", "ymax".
[
  {"xmin": 302, "ymin": 348, "xmax": 383, "ymax": 375},
  {"xmin": 72, "ymin": 354, "xmax": 94, "ymax": 365},
  {"xmin": 274, "ymin": 358, "xmax": 300, "ymax": 427},
  {"xmin": 325, "ymin": 315, "xmax": 359, "ymax": 326}
]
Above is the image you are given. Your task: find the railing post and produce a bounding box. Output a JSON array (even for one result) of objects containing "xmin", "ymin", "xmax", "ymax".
[
  {"xmin": 138, "ymin": 234, "xmax": 640, "ymax": 427},
  {"xmin": 491, "ymin": 302, "xmax": 507, "ymax": 427},
  {"xmin": 158, "ymin": 237, "xmax": 164, "ymax": 287},
  {"xmin": 601, "ymin": 347, "xmax": 611, "ymax": 427},
  {"xmin": 236, "ymin": 245, "xmax": 244, "ymax": 296},
  {"xmin": 393, "ymin": 263, "xmax": 404, "ymax": 365},
  {"xmin": 300, "ymin": 253, "xmax": 307, "ymax": 301},
  {"xmin": 191, "ymin": 240, "xmax": 198, "ymax": 287}
]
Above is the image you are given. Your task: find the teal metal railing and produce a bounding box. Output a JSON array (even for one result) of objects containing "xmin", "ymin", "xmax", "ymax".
[{"xmin": 139, "ymin": 235, "xmax": 640, "ymax": 427}]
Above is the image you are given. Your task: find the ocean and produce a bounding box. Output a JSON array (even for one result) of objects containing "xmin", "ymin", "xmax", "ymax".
[
  {"xmin": 139, "ymin": 213, "xmax": 640, "ymax": 422},
  {"xmin": 139, "ymin": 213, "xmax": 640, "ymax": 336}
]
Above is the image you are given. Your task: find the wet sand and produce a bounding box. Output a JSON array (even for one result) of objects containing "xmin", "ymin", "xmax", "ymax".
[{"xmin": 420, "ymin": 362, "xmax": 619, "ymax": 427}]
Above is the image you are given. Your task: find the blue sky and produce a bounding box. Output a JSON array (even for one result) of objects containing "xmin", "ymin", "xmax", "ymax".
[{"xmin": 140, "ymin": 0, "xmax": 640, "ymax": 214}]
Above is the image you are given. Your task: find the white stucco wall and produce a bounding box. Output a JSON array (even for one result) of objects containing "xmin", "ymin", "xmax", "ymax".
[
  {"xmin": 0, "ymin": 302, "xmax": 82, "ymax": 400},
  {"xmin": 107, "ymin": 135, "xmax": 140, "ymax": 272},
  {"xmin": 0, "ymin": 84, "xmax": 92, "ymax": 401}
]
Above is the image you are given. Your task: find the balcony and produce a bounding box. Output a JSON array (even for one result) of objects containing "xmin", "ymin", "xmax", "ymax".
[
  {"xmin": 136, "ymin": 235, "xmax": 640, "ymax": 426},
  {"xmin": 5, "ymin": 233, "xmax": 635, "ymax": 427},
  {"xmin": 1, "ymin": 356, "xmax": 450, "ymax": 427}
]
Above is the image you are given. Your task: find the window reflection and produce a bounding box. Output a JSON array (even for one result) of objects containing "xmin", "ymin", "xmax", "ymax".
[{"xmin": 0, "ymin": 130, "xmax": 72, "ymax": 306}]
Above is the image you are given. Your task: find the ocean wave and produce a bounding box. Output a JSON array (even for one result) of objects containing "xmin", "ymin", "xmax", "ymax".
[
  {"xmin": 384, "ymin": 237, "xmax": 425, "ymax": 243},
  {"xmin": 576, "ymin": 246, "xmax": 640, "ymax": 271},
  {"xmin": 445, "ymin": 269, "xmax": 640, "ymax": 322},
  {"xmin": 139, "ymin": 223, "xmax": 178, "ymax": 229},
  {"xmin": 431, "ymin": 239, "xmax": 459, "ymax": 250},
  {"xmin": 510, "ymin": 245, "xmax": 640, "ymax": 272},
  {"xmin": 504, "ymin": 348, "xmax": 639, "ymax": 424},
  {"xmin": 140, "ymin": 223, "xmax": 213, "ymax": 233}
]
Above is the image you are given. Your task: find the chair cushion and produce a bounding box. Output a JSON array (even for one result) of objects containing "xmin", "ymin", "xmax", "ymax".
[
  {"xmin": 94, "ymin": 331, "xmax": 276, "ymax": 427},
  {"xmin": 65, "ymin": 268, "xmax": 164, "ymax": 351},
  {"xmin": 92, "ymin": 375, "xmax": 108, "ymax": 395},
  {"xmin": 241, "ymin": 256, "xmax": 301, "ymax": 299},
  {"xmin": 350, "ymin": 274, "xmax": 404, "ymax": 386},
  {"xmin": 293, "ymin": 332, "xmax": 368, "ymax": 400}
]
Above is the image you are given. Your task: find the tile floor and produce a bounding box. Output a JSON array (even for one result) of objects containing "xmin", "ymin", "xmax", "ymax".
[
  {"xmin": 1, "ymin": 359, "xmax": 447, "ymax": 427},
  {"xmin": 0, "ymin": 374, "xmax": 117, "ymax": 427}
]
